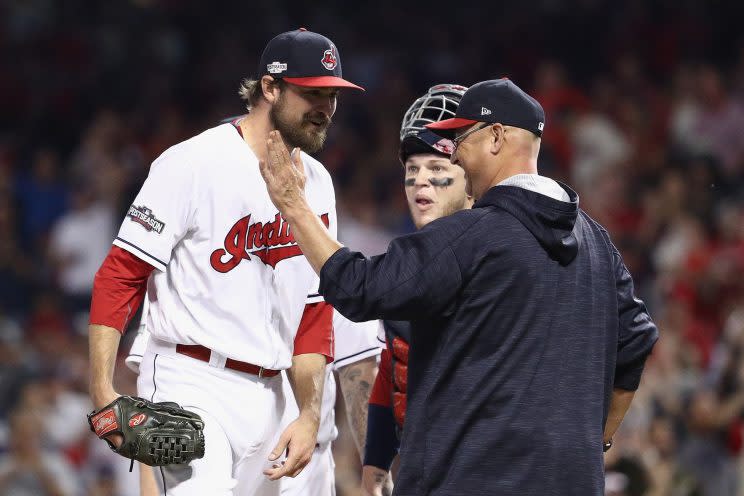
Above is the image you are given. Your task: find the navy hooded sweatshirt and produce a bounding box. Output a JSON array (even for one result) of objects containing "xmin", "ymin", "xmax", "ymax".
[{"xmin": 319, "ymin": 183, "xmax": 658, "ymax": 496}]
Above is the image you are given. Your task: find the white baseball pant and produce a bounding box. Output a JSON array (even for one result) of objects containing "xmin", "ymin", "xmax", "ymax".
[
  {"xmin": 280, "ymin": 442, "xmax": 335, "ymax": 496},
  {"xmin": 137, "ymin": 339, "xmax": 285, "ymax": 496}
]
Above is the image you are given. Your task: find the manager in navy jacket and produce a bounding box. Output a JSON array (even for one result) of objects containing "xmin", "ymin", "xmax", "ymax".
[{"xmin": 259, "ymin": 79, "xmax": 658, "ymax": 496}]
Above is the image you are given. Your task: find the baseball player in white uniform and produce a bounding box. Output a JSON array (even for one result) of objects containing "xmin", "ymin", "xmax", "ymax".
[
  {"xmin": 87, "ymin": 28, "xmax": 364, "ymax": 496},
  {"xmin": 126, "ymin": 307, "xmax": 381, "ymax": 496}
]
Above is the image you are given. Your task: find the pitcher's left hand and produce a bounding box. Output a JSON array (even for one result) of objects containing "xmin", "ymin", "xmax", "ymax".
[{"xmin": 263, "ymin": 413, "xmax": 319, "ymax": 480}]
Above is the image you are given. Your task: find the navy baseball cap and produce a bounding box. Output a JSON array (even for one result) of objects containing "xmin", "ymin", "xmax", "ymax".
[
  {"xmin": 426, "ymin": 79, "xmax": 544, "ymax": 138},
  {"xmin": 258, "ymin": 28, "xmax": 364, "ymax": 91}
]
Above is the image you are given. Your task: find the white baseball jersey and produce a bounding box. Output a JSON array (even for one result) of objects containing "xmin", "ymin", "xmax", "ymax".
[{"xmin": 114, "ymin": 123, "xmax": 336, "ymax": 369}]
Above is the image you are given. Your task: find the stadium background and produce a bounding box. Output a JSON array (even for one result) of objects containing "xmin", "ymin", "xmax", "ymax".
[{"xmin": 1, "ymin": 1, "xmax": 744, "ymax": 494}]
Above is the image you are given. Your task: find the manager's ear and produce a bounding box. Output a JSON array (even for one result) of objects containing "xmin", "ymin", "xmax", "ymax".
[{"xmin": 489, "ymin": 123, "xmax": 506, "ymax": 155}]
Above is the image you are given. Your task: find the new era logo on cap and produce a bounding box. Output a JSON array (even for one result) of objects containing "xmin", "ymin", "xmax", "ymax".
[
  {"xmin": 481, "ymin": 107, "xmax": 492, "ymax": 116},
  {"xmin": 538, "ymin": 122, "xmax": 544, "ymax": 131}
]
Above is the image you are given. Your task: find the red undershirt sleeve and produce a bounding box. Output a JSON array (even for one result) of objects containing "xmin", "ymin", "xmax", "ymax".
[
  {"xmin": 89, "ymin": 245, "xmax": 155, "ymax": 334},
  {"xmin": 293, "ymin": 301, "xmax": 334, "ymax": 363}
]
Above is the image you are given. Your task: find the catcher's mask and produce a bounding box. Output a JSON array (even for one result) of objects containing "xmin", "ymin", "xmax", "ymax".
[{"xmin": 399, "ymin": 83, "xmax": 468, "ymax": 164}]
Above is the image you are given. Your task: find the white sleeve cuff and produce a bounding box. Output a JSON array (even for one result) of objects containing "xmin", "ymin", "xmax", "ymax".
[{"xmin": 113, "ymin": 237, "xmax": 167, "ymax": 272}]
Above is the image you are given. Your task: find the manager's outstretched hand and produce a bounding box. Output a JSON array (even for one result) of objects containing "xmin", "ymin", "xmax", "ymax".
[
  {"xmin": 259, "ymin": 131, "xmax": 307, "ymax": 215},
  {"xmin": 259, "ymin": 130, "xmax": 343, "ymax": 275}
]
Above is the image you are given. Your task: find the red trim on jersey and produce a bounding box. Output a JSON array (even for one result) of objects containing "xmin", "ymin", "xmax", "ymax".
[
  {"xmin": 89, "ymin": 246, "xmax": 154, "ymax": 334},
  {"xmin": 369, "ymin": 346, "xmax": 393, "ymax": 407},
  {"xmin": 232, "ymin": 119, "xmax": 244, "ymax": 138},
  {"xmin": 293, "ymin": 301, "xmax": 334, "ymax": 362}
]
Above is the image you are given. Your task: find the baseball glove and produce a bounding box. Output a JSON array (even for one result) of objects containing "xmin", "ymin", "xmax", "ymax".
[{"xmin": 87, "ymin": 395, "xmax": 205, "ymax": 467}]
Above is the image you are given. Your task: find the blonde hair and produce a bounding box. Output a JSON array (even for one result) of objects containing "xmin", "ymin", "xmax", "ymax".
[{"xmin": 238, "ymin": 77, "xmax": 285, "ymax": 109}]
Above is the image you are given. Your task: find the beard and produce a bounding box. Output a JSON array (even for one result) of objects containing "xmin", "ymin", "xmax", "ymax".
[{"xmin": 269, "ymin": 94, "xmax": 331, "ymax": 153}]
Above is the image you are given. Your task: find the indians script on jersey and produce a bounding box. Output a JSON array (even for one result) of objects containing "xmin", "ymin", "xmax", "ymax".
[{"xmin": 210, "ymin": 212, "xmax": 330, "ymax": 272}]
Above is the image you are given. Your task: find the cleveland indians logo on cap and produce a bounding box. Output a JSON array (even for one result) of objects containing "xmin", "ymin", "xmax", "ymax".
[{"xmin": 321, "ymin": 47, "xmax": 338, "ymax": 70}]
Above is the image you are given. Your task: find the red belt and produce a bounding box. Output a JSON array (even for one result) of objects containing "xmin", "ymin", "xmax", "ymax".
[{"xmin": 175, "ymin": 344, "xmax": 280, "ymax": 378}]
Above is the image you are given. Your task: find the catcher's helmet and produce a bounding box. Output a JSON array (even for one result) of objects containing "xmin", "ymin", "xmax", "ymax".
[{"xmin": 399, "ymin": 83, "xmax": 468, "ymax": 163}]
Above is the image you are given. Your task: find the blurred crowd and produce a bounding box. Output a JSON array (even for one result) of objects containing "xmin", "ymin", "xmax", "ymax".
[{"xmin": 1, "ymin": 1, "xmax": 744, "ymax": 495}]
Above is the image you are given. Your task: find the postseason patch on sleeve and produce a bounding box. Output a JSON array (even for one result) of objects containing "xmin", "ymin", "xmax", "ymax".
[{"xmin": 127, "ymin": 205, "xmax": 166, "ymax": 234}]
